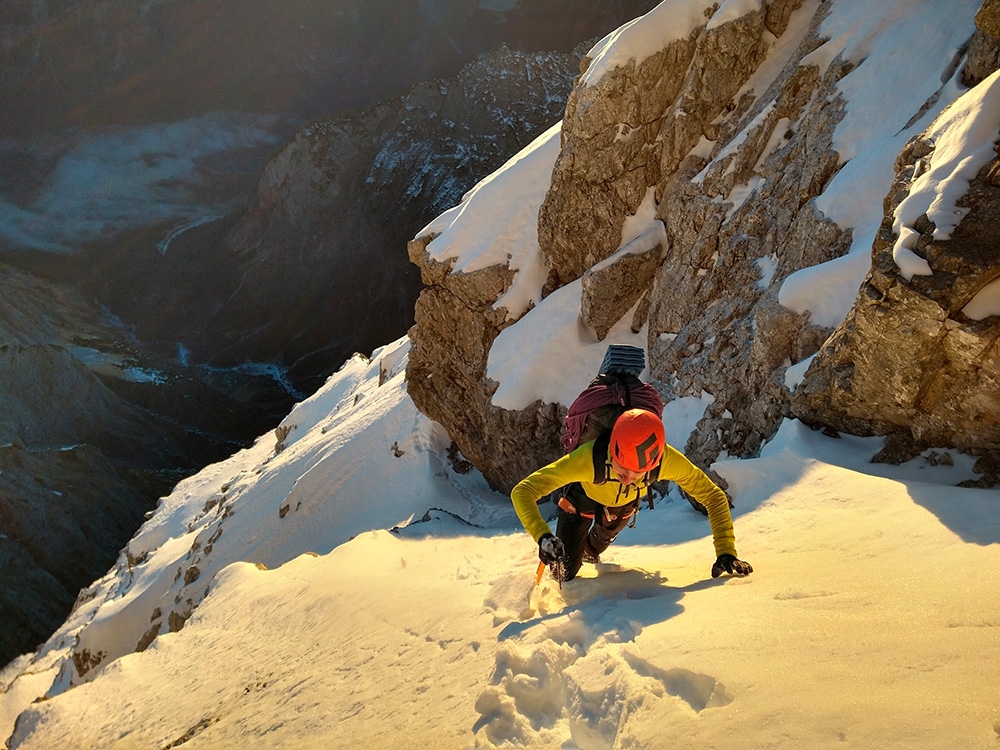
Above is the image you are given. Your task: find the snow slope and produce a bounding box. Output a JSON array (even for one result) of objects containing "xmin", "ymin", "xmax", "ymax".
[
  {"xmin": 3, "ymin": 0, "xmax": 1000, "ymax": 747},
  {"xmin": 3, "ymin": 352, "xmax": 999, "ymax": 749}
]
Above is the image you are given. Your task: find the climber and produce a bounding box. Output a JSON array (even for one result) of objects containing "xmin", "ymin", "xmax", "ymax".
[{"xmin": 511, "ymin": 408, "xmax": 753, "ymax": 583}]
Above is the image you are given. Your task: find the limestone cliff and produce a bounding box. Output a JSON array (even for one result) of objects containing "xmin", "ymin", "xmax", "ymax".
[{"xmin": 407, "ymin": 0, "xmax": 1000, "ymax": 492}]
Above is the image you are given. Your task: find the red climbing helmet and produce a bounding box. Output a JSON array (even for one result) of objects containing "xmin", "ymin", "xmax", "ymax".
[{"xmin": 610, "ymin": 408, "xmax": 665, "ymax": 472}]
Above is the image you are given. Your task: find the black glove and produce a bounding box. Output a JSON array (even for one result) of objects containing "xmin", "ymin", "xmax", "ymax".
[
  {"xmin": 712, "ymin": 554, "xmax": 753, "ymax": 578},
  {"xmin": 538, "ymin": 533, "xmax": 566, "ymax": 565}
]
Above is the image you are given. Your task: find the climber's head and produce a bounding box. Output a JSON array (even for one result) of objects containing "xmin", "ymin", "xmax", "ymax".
[{"xmin": 610, "ymin": 408, "xmax": 665, "ymax": 475}]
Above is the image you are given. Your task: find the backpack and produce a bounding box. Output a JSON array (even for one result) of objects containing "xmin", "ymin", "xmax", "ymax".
[{"xmin": 560, "ymin": 346, "xmax": 665, "ymax": 488}]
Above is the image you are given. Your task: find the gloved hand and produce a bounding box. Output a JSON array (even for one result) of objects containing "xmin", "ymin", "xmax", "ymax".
[
  {"xmin": 712, "ymin": 553, "xmax": 753, "ymax": 578},
  {"xmin": 538, "ymin": 533, "xmax": 566, "ymax": 565}
]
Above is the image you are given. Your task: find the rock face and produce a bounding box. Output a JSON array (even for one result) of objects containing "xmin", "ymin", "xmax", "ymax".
[
  {"xmin": 792, "ymin": 131, "xmax": 1000, "ymax": 453},
  {"xmin": 407, "ymin": 233, "xmax": 567, "ymax": 491},
  {"xmin": 407, "ymin": 0, "xmax": 1000, "ymax": 493},
  {"xmin": 965, "ymin": 0, "xmax": 1000, "ymax": 84}
]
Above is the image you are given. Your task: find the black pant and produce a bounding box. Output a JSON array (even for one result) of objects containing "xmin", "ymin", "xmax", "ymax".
[{"xmin": 555, "ymin": 484, "xmax": 638, "ymax": 581}]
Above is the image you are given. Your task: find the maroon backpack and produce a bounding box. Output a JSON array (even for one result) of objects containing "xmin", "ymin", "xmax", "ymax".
[{"xmin": 560, "ymin": 345, "xmax": 665, "ymax": 488}]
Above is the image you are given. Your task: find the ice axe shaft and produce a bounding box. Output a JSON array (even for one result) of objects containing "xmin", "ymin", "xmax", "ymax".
[{"xmin": 534, "ymin": 559, "xmax": 565, "ymax": 589}]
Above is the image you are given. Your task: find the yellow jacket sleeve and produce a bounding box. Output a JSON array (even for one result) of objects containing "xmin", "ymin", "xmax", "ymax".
[
  {"xmin": 510, "ymin": 444, "xmax": 597, "ymax": 542},
  {"xmin": 658, "ymin": 444, "xmax": 737, "ymax": 558}
]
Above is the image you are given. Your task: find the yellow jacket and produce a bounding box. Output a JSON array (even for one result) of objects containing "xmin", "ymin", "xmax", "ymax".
[{"xmin": 510, "ymin": 439, "xmax": 737, "ymax": 558}]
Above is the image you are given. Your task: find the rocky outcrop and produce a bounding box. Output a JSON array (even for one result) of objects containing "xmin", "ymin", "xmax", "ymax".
[
  {"xmin": 792, "ymin": 122, "xmax": 1000, "ymax": 454},
  {"xmin": 407, "ymin": 234, "xmax": 565, "ymax": 490},
  {"xmin": 965, "ymin": 0, "xmax": 1000, "ymax": 85},
  {"xmin": 410, "ymin": 0, "xmax": 840, "ymax": 488},
  {"xmin": 407, "ymin": 0, "xmax": 1000, "ymax": 492}
]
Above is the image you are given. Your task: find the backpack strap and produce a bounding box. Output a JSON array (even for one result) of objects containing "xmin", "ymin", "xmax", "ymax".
[
  {"xmin": 593, "ymin": 429, "xmax": 659, "ymax": 528},
  {"xmin": 591, "ymin": 430, "xmax": 612, "ymax": 485}
]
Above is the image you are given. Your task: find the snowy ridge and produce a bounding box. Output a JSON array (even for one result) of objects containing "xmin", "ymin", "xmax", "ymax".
[
  {"xmin": 1, "ymin": 338, "xmax": 512, "ymax": 740},
  {"xmin": 419, "ymin": 120, "xmax": 563, "ymax": 321},
  {"xmin": 581, "ymin": 0, "xmax": 722, "ymax": 87}
]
